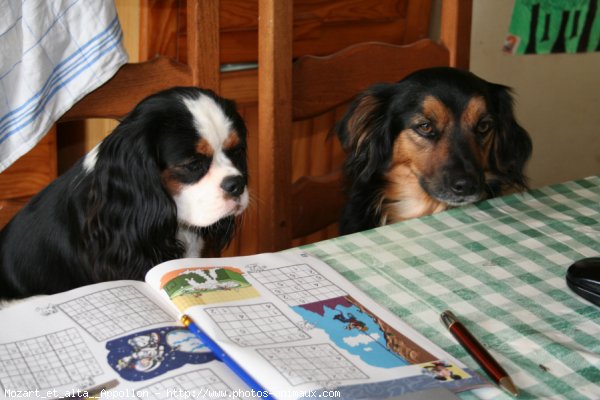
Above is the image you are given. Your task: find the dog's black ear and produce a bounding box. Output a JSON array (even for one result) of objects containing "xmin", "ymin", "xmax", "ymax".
[
  {"xmin": 489, "ymin": 84, "xmax": 533, "ymax": 191},
  {"xmin": 82, "ymin": 118, "xmax": 183, "ymax": 281},
  {"xmin": 336, "ymin": 84, "xmax": 394, "ymax": 183}
]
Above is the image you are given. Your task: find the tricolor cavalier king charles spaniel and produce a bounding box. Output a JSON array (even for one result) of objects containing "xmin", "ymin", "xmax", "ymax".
[
  {"xmin": 0, "ymin": 87, "xmax": 248, "ymax": 299},
  {"xmin": 336, "ymin": 67, "xmax": 532, "ymax": 234}
]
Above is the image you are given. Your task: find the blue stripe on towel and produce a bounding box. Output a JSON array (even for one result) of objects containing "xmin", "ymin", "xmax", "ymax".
[
  {"xmin": 0, "ymin": 15, "xmax": 123, "ymax": 144},
  {"xmin": 0, "ymin": 0, "xmax": 81, "ymax": 80},
  {"xmin": 0, "ymin": 16, "xmax": 120, "ymax": 124}
]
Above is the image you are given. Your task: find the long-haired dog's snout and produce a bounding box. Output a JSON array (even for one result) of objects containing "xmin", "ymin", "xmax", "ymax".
[
  {"xmin": 336, "ymin": 67, "xmax": 532, "ymax": 234},
  {"xmin": 431, "ymin": 157, "xmax": 484, "ymax": 206}
]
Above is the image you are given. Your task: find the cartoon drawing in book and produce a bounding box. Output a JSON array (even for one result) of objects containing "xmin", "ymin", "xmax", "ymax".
[
  {"xmin": 333, "ymin": 310, "xmax": 368, "ymax": 331},
  {"xmin": 293, "ymin": 296, "xmax": 437, "ymax": 368},
  {"xmin": 160, "ymin": 267, "xmax": 260, "ymax": 310},
  {"xmin": 116, "ymin": 332, "xmax": 165, "ymax": 373},
  {"xmin": 421, "ymin": 361, "xmax": 469, "ymax": 381},
  {"xmin": 106, "ymin": 326, "xmax": 215, "ymax": 381},
  {"xmin": 35, "ymin": 303, "xmax": 59, "ymax": 316}
]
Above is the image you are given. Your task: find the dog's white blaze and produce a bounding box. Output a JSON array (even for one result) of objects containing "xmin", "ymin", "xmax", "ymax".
[
  {"xmin": 183, "ymin": 94, "xmax": 232, "ymax": 149},
  {"xmin": 175, "ymin": 94, "xmax": 249, "ymax": 227}
]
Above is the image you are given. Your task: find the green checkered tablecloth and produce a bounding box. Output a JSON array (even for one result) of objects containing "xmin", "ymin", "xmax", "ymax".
[{"xmin": 301, "ymin": 175, "xmax": 600, "ymax": 400}]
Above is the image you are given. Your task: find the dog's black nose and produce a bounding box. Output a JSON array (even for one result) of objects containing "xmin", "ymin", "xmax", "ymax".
[
  {"xmin": 450, "ymin": 177, "xmax": 476, "ymax": 196},
  {"xmin": 221, "ymin": 175, "xmax": 245, "ymax": 197}
]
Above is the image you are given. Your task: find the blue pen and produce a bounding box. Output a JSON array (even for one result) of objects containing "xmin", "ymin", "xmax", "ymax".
[{"xmin": 181, "ymin": 315, "xmax": 274, "ymax": 399}]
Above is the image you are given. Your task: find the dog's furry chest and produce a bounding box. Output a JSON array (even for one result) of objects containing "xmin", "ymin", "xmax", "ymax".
[
  {"xmin": 380, "ymin": 169, "xmax": 448, "ymax": 224},
  {"xmin": 380, "ymin": 195, "xmax": 448, "ymax": 225},
  {"xmin": 176, "ymin": 227, "xmax": 205, "ymax": 258}
]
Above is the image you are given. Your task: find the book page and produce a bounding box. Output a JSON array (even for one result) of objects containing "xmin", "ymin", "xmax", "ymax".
[
  {"xmin": 0, "ymin": 281, "xmax": 252, "ymax": 399},
  {"xmin": 145, "ymin": 251, "xmax": 491, "ymax": 400}
]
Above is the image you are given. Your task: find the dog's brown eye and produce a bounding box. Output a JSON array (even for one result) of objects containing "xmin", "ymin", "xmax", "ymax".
[
  {"xmin": 416, "ymin": 122, "xmax": 434, "ymax": 137},
  {"xmin": 476, "ymin": 120, "xmax": 493, "ymax": 135}
]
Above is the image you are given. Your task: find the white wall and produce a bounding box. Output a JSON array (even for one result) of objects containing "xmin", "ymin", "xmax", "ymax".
[{"xmin": 470, "ymin": 0, "xmax": 600, "ymax": 188}]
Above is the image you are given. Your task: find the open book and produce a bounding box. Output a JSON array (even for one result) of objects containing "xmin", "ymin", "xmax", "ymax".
[{"xmin": 0, "ymin": 251, "xmax": 489, "ymax": 399}]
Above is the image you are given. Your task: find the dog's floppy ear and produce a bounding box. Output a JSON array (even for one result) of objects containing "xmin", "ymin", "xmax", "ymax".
[
  {"xmin": 82, "ymin": 116, "xmax": 183, "ymax": 281},
  {"xmin": 336, "ymin": 84, "xmax": 394, "ymax": 183},
  {"xmin": 489, "ymin": 84, "xmax": 533, "ymax": 191}
]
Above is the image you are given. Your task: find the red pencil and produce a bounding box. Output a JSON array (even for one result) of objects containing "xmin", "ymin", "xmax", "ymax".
[{"xmin": 441, "ymin": 310, "xmax": 518, "ymax": 397}]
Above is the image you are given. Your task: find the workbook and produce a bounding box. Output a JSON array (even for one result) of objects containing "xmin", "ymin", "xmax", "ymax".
[{"xmin": 0, "ymin": 251, "xmax": 489, "ymax": 399}]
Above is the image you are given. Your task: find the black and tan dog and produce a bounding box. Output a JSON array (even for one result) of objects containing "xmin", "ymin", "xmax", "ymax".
[{"xmin": 336, "ymin": 67, "xmax": 532, "ymax": 234}]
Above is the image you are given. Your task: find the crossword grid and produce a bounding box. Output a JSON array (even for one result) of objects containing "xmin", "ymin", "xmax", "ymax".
[
  {"xmin": 249, "ymin": 264, "xmax": 347, "ymax": 306},
  {"xmin": 137, "ymin": 369, "xmax": 238, "ymax": 400},
  {"xmin": 205, "ymin": 303, "xmax": 310, "ymax": 346},
  {"xmin": 58, "ymin": 286, "xmax": 172, "ymax": 341},
  {"xmin": 258, "ymin": 344, "xmax": 367, "ymax": 385},
  {"xmin": 0, "ymin": 328, "xmax": 102, "ymax": 391}
]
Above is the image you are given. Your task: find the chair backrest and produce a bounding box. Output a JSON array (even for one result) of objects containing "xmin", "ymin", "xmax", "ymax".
[
  {"xmin": 256, "ymin": 0, "xmax": 472, "ymax": 252},
  {"xmin": 61, "ymin": 1, "xmax": 221, "ymax": 122}
]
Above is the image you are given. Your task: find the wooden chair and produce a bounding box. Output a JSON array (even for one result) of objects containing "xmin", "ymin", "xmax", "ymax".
[
  {"xmin": 256, "ymin": 0, "xmax": 472, "ymax": 252},
  {"xmin": 0, "ymin": 130, "xmax": 57, "ymax": 229}
]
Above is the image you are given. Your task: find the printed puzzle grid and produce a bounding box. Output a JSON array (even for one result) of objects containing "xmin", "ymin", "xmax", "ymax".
[
  {"xmin": 249, "ymin": 264, "xmax": 347, "ymax": 306},
  {"xmin": 58, "ymin": 286, "xmax": 172, "ymax": 341},
  {"xmin": 137, "ymin": 368, "xmax": 238, "ymax": 400},
  {"xmin": 258, "ymin": 344, "xmax": 367, "ymax": 386},
  {"xmin": 205, "ymin": 303, "xmax": 310, "ymax": 346},
  {"xmin": 0, "ymin": 328, "xmax": 102, "ymax": 391}
]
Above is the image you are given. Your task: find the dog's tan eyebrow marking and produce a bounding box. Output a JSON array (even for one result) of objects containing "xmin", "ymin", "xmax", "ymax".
[
  {"xmin": 461, "ymin": 96, "xmax": 487, "ymax": 126},
  {"xmin": 461, "ymin": 96, "xmax": 491, "ymax": 166},
  {"xmin": 422, "ymin": 95, "xmax": 451, "ymax": 128},
  {"xmin": 223, "ymin": 131, "xmax": 240, "ymax": 150},
  {"xmin": 161, "ymin": 169, "xmax": 183, "ymax": 195},
  {"xmin": 196, "ymin": 138, "xmax": 214, "ymax": 156}
]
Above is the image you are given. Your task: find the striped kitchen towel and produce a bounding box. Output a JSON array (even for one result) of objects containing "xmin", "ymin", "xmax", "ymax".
[{"xmin": 0, "ymin": 0, "xmax": 128, "ymax": 172}]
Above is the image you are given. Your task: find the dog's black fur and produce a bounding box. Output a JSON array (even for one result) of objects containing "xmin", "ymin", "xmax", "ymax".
[{"xmin": 336, "ymin": 67, "xmax": 532, "ymax": 234}]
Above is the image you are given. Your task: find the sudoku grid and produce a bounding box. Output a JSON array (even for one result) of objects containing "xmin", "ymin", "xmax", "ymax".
[
  {"xmin": 205, "ymin": 303, "xmax": 310, "ymax": 346},
  {"xmin": 257, "ymin": 344, "xmax": 367, "ymax": 386},
  {"xmin": 58, "ymin": 286, "xmax": 172, "ymax": 341},
  {"xmin": 136, "ymin": 368, "xmax": 238, "ymax": 399},
  {"xmin": 0, "ymin": 328, "xmax": 102, "ymax": 391},
  {"xmin": 249, "ymin": 264, "xmax": 347, "ymax": 306}
]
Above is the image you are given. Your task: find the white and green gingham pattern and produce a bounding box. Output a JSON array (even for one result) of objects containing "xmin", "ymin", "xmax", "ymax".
[{"xmin": 301, "ymin": 175, "xmax": 600, "ymax": 400}]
